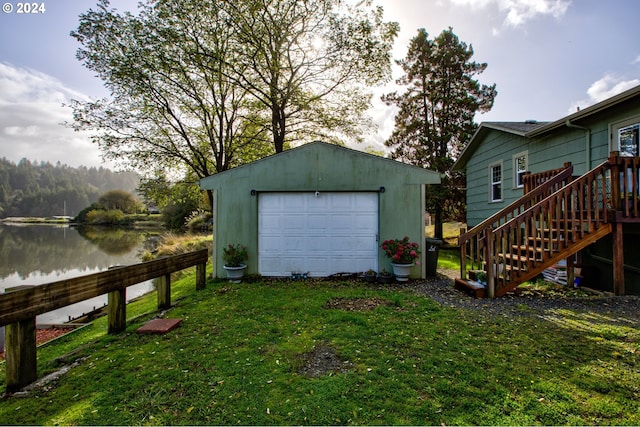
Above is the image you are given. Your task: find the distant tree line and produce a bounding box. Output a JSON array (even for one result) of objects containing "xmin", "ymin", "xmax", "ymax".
[{"xmin": 0, "ymin": 157, "xmax": 140, "ymax": 218}]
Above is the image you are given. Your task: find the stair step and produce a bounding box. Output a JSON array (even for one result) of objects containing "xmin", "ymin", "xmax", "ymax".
[
  {"xmin": 454, "ymin": 278, "xmax": 486, "ymax": 298},
  {"xmin": 502, "ymin": 252, "xmax": 542, "ymax": 263},
  {"xmin": 512, "ymin": 244, "xmax": 544, "ymax": 253}
]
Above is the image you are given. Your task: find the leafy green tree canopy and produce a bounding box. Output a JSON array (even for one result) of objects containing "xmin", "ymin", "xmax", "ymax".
[{"xmin": 69, "ymin": 0, "xmax": 399, "ymax": 209}]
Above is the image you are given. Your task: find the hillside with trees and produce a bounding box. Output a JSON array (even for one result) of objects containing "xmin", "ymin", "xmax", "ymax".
[{"xmin": 0, "ymin": 157, "xmax": 139, "ymax": 218}]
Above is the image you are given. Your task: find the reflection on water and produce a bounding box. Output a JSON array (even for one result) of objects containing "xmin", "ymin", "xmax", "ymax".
[
  {"xmin": 0, "ymin": 225, "xmax": 149, "ymax": 281},
  {"xmin": 0, "ymin": 223, "xmax": 162, "ymax": 349}
]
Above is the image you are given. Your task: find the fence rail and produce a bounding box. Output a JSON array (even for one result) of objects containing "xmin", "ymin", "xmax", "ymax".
[{"xmin": 2, "ymin": 248, "xmax": 209, "ymax": 392}]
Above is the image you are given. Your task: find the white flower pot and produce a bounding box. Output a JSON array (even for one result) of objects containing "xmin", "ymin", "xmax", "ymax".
[
  {"xmin": 391, "ymin": 263, "xmax": 414, "ymax": 282},
  {"xmin": 223, "ymin": 264, "xmax": 246, "ymax": 283}
]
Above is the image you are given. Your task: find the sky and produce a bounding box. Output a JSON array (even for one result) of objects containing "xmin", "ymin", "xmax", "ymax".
[{"xmin": 0, "ymin": 0, "xmax": 639, "ymax": 168}]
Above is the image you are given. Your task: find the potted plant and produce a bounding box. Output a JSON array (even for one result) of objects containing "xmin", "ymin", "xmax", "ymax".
[
  {"xmin": 381, "ymin": 236, "xmax": 420, "ymax": 282},
  {"xmin": 363, "ymin": 268, "xmax": 377, "ymax": 283},
  {"xmin": 222, "ymin": 243, "xmax": 248, "ymax": 283},
  {"xmin": 378, "ymin": 268, "xmax": 393, "ymax": 284},
  {"xmin": 475, "ymin": 270, "xmax": 487, "ymax": 285}
]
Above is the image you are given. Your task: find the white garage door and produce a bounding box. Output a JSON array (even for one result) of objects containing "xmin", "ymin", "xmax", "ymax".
[{"xmin": 259, "ymin": 192, "xmax": 378, "ymax": 277}]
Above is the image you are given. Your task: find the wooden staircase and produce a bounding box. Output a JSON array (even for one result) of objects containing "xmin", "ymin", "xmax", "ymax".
[{"xmin": 456, "ymin": 153, "xmax": 640, "ymax": 298}]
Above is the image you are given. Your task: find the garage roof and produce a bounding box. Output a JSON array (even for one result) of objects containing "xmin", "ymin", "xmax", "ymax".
[{"xmin": 199, "ymin": 141, "xmax": 441, "ymax": 190}]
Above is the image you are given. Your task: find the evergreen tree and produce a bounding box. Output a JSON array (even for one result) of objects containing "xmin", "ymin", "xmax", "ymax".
[{"xmin": 383, "ymin": 28, "xmax": 497, "ymax": 239}]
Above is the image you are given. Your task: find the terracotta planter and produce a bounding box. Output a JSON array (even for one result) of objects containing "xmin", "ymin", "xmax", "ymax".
[{"xmin": 391, "ymin": 263, "xmax": 414, "ymax": 282}]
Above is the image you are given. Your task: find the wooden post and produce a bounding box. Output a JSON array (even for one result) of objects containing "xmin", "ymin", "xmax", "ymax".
[
  {"xmin": 459, "ymin": 228, "xmax": 467, "ymax": 280},
  {"xmin": 108, "ymin": 288, "xmax": 126, "ymax": 334},
  {"xmin": 486, "ymin": 235, "xmax": 495, "ymax": 299},
  {"xmin": 196, "ymin": 263, "xmax": 206, "ymax": 290},
  {"xmin": 610, "ymin": 151, "xmax": 621, "ymax": 211},
  {"xmin": 612, "ymin": 222, "xmax": 625, "ymax": 295},
  {"xmin": 157, "ymin": 273, "xmax": 171, "ymax": 309},
  {"xmin": 566, "ymin": 255, "xmax": 575, "ymax": 289},
  {"xmin": 5, "ymin": 317, "xmax": 37, "ymax": 392}
]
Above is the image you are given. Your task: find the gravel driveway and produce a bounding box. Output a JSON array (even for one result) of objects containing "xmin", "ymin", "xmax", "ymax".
[{"xmin": 399, "ymin": 269, "xmax": 640, "ymax": 327}]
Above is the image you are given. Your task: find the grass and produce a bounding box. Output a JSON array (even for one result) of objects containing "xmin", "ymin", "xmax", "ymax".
[
  {"xmin": 1, "ymin": 269, "xmax": 639, "ymax": 425},
  {"xmin": 437, "ymin": 247, "xmax": 460, "ymax": 271},
  {"xmin": 426, "ymin": 221, "xmax": 464, "ymax": 246},
  {"xmin": 142, "ymin": 232, "xmax": 212, "ymax": 260}
]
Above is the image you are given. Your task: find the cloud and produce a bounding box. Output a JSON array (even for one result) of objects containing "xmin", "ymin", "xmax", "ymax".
[
  {"xmin": 568, "ymin": 75, "xmax": 640, "ymax": 113},
  {"xmin": 0, "ymin": 62, "xmax": 104, "ymax": 167},
  {"xmin": 448, "ymin": 0, "xmax": 571, "ymax": 28}
]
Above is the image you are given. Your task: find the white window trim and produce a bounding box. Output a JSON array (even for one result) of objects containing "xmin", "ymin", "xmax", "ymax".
[
  {"xmin": 512, "ymin": 151, "xmax": 528, "ymax": 189},
  {"xmin": 609, "ymin": 114, "xmax": 640, "ymax": 154},
  {"xmin": 489, "ymin": 161, "xmax": 503, "ymax": 203}
]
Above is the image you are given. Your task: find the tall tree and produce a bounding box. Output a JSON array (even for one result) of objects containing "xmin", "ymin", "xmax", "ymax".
[
  {"xmin": 69, "ymin": 0, "xmax": 398, "ymax": 209},
  {"xmin": 69, "ymin": 0, "xmax": 271, "ymax": 208},
  {"xmin": 383, "ymin": 28, "xmax": 497, "ymax": 239},
  {"xmin": 225, "ymin": 0, "xmax": 398, "ymax": 152}
]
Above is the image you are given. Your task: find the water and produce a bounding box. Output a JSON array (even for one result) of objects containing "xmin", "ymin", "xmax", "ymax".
[{"xmin": 0, "ymin": 223, "xmax": 162, "ymax": 349}]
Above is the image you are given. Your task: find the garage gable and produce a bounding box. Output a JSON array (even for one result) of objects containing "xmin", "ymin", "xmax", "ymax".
[{"xmin": 199, "ymin": 141, "xmax": 441, "ymax": 192}]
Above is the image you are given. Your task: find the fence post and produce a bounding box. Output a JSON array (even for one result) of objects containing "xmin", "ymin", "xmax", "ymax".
[
  {"xmin": 157, "ymin": 273, "xmax": 171, "ymax": 309},
  {"xmin": 5, "ymin": 317, "xmax": 37, "ymax": 392},
  {"xmin": 3, "ymin": 285, "xmax": 37, "ymax": 392},
  {"xmin": 108, "ymin": 288, "xmax": 126, "ymax": 334},
  {"xmin": 196, "ymin": 262, "xmax": 206, "ymax": 290}
]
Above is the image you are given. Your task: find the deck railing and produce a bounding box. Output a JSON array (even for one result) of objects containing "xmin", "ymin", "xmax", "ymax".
[
  {"xmin": 1, "ymin": 249, "xmax": 209, "ymax": 392},
  {"xmin": 610, "ymin": 154, "xmax": 640, "ymax": 218}
]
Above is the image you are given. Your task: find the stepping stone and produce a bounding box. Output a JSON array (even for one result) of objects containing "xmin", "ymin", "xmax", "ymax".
[{"xmin": 137, "ymin": 318, "xmax": 182, "ymax": 334}]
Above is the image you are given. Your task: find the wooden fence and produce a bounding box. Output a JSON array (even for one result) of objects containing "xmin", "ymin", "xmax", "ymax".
[{"xmin": 1, "ymin": 248, "xmax": 209, "ymax": 392}]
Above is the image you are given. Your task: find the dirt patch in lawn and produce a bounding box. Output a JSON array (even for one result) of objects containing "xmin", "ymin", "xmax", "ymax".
[
  {"xmin": 323, "ymin": 297, "xmax": 390, "ymax": 311},
  {"xmin": 297, "ymin": 344, "xmax": 353, "ymax": 377}
]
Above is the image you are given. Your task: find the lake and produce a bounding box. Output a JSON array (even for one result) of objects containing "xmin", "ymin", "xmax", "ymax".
[{"xmin": 0, "ymin": 223, "xmax": 163, "ymax": 349}]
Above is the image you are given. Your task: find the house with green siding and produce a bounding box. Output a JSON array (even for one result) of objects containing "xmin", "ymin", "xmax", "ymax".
[
  {"xmin": 199, "ymin": 141, "xmax": 440, "ymax": 280},
  {"xmin": 453, "ymin": 85, "xmax": 640, "ymax": 297}
]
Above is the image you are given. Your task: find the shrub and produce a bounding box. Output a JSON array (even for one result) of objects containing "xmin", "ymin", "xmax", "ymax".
[{"xmin": 84, "ymin": 209, "xmax": 129, "ymax": 225}]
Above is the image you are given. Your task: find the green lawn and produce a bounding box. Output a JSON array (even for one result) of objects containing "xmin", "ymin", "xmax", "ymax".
[{"xmin": 1, "ymin": 268, "xmax": 639, "ymax": 425}]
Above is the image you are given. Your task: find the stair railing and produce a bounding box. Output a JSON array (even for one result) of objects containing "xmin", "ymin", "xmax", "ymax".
[
  {"xmin": 523, "ymin": 164, "xmax": 573, "ymax": 194},
  {"xmin": 459, "ymin": 162, "xmax": 574, "ymax": 289},
  {"xmin": 488, "ymin": 159, "xmax": 614, "ymax": 296}
]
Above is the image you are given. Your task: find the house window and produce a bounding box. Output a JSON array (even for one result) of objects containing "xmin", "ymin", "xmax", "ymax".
[
  {"xmin": 513, "ymin": 151, "xmax": 528, "ymax": 189},
  {"xmin": 489, "ymin": 162, "xmax": 502, "ymax": 202},
  {"xmin": 619, "ymin": 124, "xmax": 639, "ymax": 157},
  {"xmin": 611, "ymin": 115, "xmax": 640, "ymax": 156}
]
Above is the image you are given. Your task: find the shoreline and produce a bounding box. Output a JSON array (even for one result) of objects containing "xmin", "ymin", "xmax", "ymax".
[{"xmin": 1, "ymin": 217, "xmax": 74, "ymax": 225}]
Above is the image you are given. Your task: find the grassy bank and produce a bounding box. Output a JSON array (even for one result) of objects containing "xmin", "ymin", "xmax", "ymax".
[
  {"xmin": 426, "ymin": 221, "xmax": 464, "ymax": 246},
  {"xmin": 1, "ymin": 268, "xmax": 638, "ymax": 425}
]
